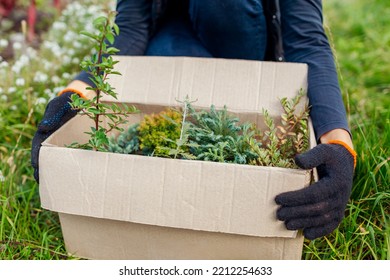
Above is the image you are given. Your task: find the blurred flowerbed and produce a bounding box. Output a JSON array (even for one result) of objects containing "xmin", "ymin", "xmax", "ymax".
[
  {"xmin": 0, "ymin": 0, "xmax": 111, "ymax": 147},
  {"xmin": 0, "ymin": 0, "xmax": 113, "ymax": 124}
]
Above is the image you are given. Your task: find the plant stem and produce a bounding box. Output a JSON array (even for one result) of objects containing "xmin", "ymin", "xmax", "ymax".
[
  {"xmin": 92, "ymin": 18, "xmax": 110, "ymax": 151},
  {"xmin": 179, "ymin": 102, "xmax": 188, "ymax": 142}
]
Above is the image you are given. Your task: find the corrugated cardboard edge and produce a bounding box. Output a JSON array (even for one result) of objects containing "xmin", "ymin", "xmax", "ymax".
[{"xmin": 59, "ymin": 213, "xmax": 304, "ymax": 260}]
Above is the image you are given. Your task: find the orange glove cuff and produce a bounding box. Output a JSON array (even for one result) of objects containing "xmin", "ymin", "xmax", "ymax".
[
  {"xmin": 328, "ymin": 140, "xmax": 357, "ymax": 168},
  {"xmin": 58, "ymin": 88, "xmax": 88, "ymax": 100}
]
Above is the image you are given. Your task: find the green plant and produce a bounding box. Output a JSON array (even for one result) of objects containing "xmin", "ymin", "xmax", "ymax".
[
  {"xmin": 108, "ymin": 123, "xmax": 140, "ymax": 154},
  {"xmin": 250, "ymin": 90, "xmax": 310, "ymax": 168},
  {"xmin": 187, "ymin": 105, "xmax": 258, "ymax": 164},
  {"xmin": 278, "ymin": 90, "xmax": 310, "ymax": 156},
  {"xmin": 69, "ymin": 11, "xmax": 137, "ymax": 151},
  {"xmin": 162, "ymin": 96, "xmax": 198, "ymax": 159},
  {"xmin": 108, "ymin": 92, "xmax": 310, "ymax": 168},
  {"xmin": 137, "ymin": 108, "xmax": 183, "ymax": 157}
]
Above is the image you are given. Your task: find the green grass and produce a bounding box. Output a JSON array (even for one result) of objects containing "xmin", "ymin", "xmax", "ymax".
[
  {"xmin": 0, "ymin": 106, "xmax": 70, "ymax": 259},
  {"xmin": 302, "ymin": 0, "xmax": 390, "ymax": 260},
  {"xmin": 0, "ymin": 0, "xmax": 389, "ymax": 259}
]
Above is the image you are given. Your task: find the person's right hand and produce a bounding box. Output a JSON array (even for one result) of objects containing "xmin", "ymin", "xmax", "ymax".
[{"xmin": 31, "ymin": 91, "xmax": 79, "ymax": 183}]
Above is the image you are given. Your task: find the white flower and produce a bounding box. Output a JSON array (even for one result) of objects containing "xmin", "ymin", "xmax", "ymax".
[
  {"xmin": 0, "ymin": 95, "xmax": 7, "ymax": 101},
  {"xmin": 62, "ymin": 55, "xmax": 71, "ymax": 65},
  {"xmin": 51, "ymin": 75, "xmax": 61, "ymax": 84},
  {"xmin": 15, "ymin": 78, "xmax": 25, "ymax": 86},
  {"xmin": 72, "ymin": 57, "xmax": 80, "ymax": 64},
  {"xmin": 10, "ymin": 105, "xmax": 17, "ymax": 111},
  {"xmin": 42, "ymin": 41, "xmax": 63, "ymax": 57},
  {"xmin": 64, "ymin": 31, "xmax": 76, "ymax": 42},
  {"xmin": 43, "ymin": 60, "xmax": 53, "ymax": 71},
  {"xmin": 67, "ymin": 49, "xmax": 75, "ymax": 56},
  {"xmin": 13, "ymin": 41, "xmax": 23, "ymax": 50},
  {"xmin": 19, "ymin": 54, "xmax": 30, "ymax": 64},
  {"xmin": 11, "ymin": 54, "xmax": 30, "ymax": 74},
  {"xmin": 44, "ymin": 88, "xmax": 52, "ymax": 96},
  {"xmin": 8, "ymin": 87, "xmax": 16, "ymax": 93},
  {"xmin": 0, "ymin": 61, "xmax": 9, "ymax": 68},
  {"xmin": 12, "ymin": 64, "xmax": 22, "ymax": 74},
  {"xmin": 52, "ymin": 21, "xmax": 67, "ymax": 31},
  {"xmin": 0, "ymin": 39, "xmax": 8, "ymax": 48},
  {"xmin": 35, "ymin": 97, "xmax": 48, "ymax": 105},
  {"xmin": 34, "ymin": 71, "xmax": 48, "ymax": 83},
  {"xmin": 62, "ymin": 72, "xmax": 71, "ymax": 80},
  {"xmin": 73, "ymin": 41, "xmax": 82, "ymax": 49},
  {"xmin": 0, "ymin": 170, "xmax": 5, "ymax": 182},
  {"xmin": 26, "ymin": 47, "xmax": 37, "ymax": 59}
]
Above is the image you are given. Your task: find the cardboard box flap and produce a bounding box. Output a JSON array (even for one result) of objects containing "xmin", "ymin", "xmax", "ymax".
[
  {"xmin": 105, "ymin": 56, "xmax": 308, "ymax": 115},
  {"xmin": 40, "ymin": 136, "xmax": 309, "ymax": 239}
]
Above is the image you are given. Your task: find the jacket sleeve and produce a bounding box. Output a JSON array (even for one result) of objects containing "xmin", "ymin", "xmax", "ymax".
[
  {"xmin": 279, "ymin": 0, "xmax": 350, "ymax": 141},
  {"xmin": 73, "ymin": 0, "xmax": 152, "ymax": 87}
]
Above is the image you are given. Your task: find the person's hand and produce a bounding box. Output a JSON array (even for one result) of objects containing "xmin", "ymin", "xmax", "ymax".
[
  {"xmin": 31, "ymin": 91, "xmax": 80, "ymax": 183},
  {"xmin": 275, "ymin": 141, "xmax": 356, "ymax": 240}
]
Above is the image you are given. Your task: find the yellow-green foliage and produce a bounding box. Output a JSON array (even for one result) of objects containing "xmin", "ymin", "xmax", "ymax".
[{"xmin": 138, "ymin": 109, "xmax": 182, "ymax": 156}]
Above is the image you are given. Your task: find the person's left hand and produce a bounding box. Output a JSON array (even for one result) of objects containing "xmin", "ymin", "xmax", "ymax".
[
  {"xmin": 275, "ymin": 142, "xmax": 356, "ymax": 240},
  {"xmin": 31, "ymin": 91, "xmax": 79, "ymax": 183}
]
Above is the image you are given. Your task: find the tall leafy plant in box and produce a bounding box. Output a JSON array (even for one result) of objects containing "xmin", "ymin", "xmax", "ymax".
[{"xmin": 69, "ymin": 11, "xmax": 137, "ymax": 151}]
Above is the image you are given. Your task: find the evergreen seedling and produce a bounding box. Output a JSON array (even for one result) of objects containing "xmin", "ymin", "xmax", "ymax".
[
  {"xmin": 187, "ymin": 105, "xmax": 258, "ymax": 164},
  {"xmin": 108, "ymin": 123, "xmax": 140, "ymax": 154}
]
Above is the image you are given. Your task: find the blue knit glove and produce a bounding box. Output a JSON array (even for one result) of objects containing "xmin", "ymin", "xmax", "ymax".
[
  {"xmin": 31, "ymin": 91, "xmax": 80, "ymax": 183},
  {"xmin": 275, "ymin": 141, "xmax": 356, "ymax": 240}
]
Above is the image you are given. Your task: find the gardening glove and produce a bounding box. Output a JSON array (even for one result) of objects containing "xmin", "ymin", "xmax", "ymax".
[
  {"xmin": 275, "ymin": 140, "xmax": 357, "ymax": 240},
  {"xmin": 31, "ymin": 89, "xmax": 84, "ymax": 183}
]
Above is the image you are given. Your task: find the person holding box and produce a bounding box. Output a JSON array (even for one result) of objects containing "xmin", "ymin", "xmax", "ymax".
[{"xmin": 32, "ymin": 0, "xmax": 356, "ymax": 240}]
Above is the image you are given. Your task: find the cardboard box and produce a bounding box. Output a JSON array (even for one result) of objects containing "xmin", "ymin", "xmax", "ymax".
[{"xmin": 39, "ymin": 56, "xmax": 314, "ymax": 260}]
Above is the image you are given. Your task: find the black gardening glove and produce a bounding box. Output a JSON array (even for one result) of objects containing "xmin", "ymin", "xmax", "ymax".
[
  {"xmin": 31, "ymin": 91, "xmax": 80, "ymax": 183},
  {"xmin": 275, "ymin": 141, "xmax": 356, "ymax": 240}
]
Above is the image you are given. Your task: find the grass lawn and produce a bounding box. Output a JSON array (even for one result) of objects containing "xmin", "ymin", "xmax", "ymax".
[{"xmin": 0, "ymin": 0, "xmax": 389, "ymax": 260}]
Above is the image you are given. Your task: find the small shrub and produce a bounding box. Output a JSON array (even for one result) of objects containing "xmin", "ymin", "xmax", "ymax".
[
  {"xmin": 187, "ymin": 105, "xmax": 258, "ymax": 164},
  {"xmin": 108, "ymin": 123, "xmax": 140, "ymax": 154},
  {"xmin": 137, "ymin": 108, "xmax": 183, "ymax": 157}
]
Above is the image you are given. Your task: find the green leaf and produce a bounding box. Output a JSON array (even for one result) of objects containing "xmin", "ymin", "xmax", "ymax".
[
  {"xmin": 87, "ymin": 107, "xmax": 101, "ymax": 115},
  {"xmin": 93, "ymin": 16, "xmax": 106, "ymax": 28},
  {"xmin": 110, "ymin": 71, "xmax": 122, "ymax": 76},
  {"xmin": 113, "ymin": 23, "xmax": 120, "ymax": 35},
  {"xmin": 107, "ymin": 47, "xmax": 120, "ymax": 54},
  {"xmin": 79, "ymin": 31, "xmax": 99, "ymax": 41},
  {"xmin": 106, "ymin": 33, "xmax": 115, "ymax": 45}
]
